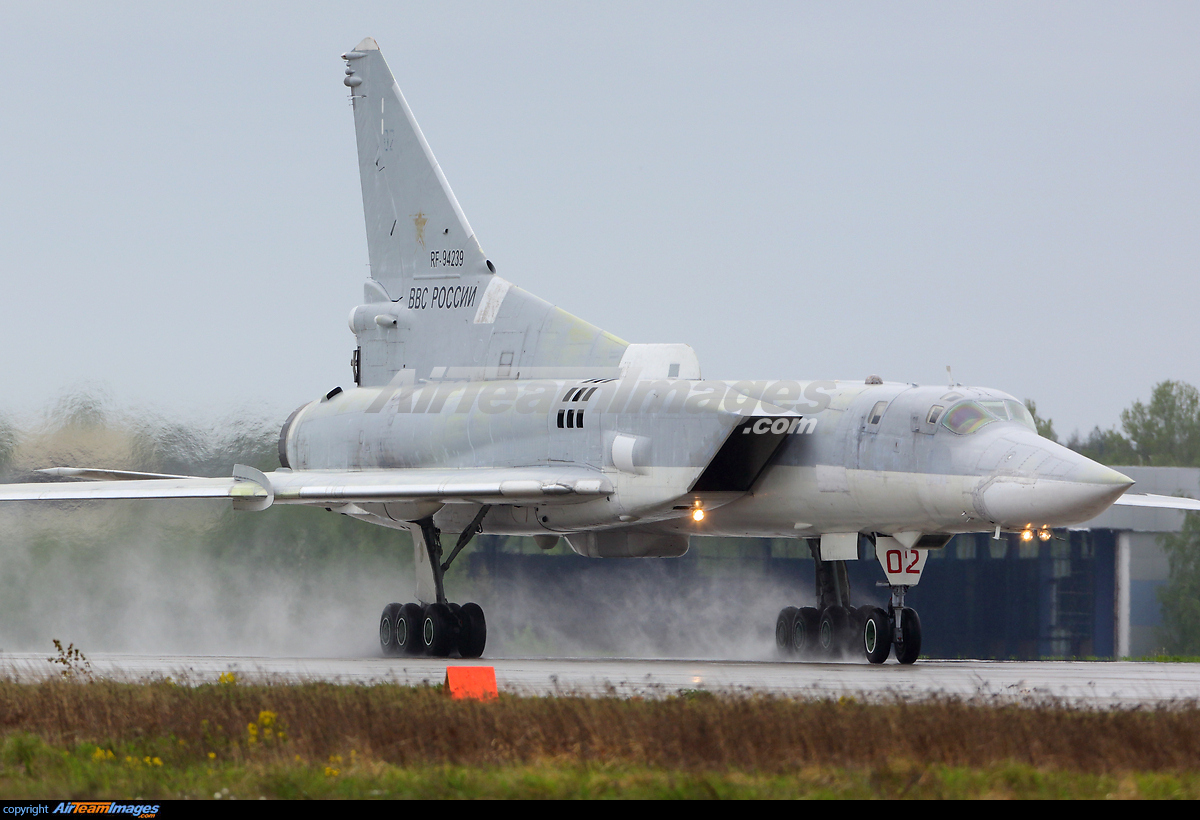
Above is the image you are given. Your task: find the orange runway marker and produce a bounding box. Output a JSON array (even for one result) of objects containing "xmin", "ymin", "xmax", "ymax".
[{"xmin": 445, "ymin": 666, "xmax": 498, "ymax": 700}]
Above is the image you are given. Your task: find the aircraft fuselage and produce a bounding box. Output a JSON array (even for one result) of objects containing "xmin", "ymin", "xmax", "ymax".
[{"xmin": 279, "ymin": 376, "xmax": 1131, "ymax": 554}]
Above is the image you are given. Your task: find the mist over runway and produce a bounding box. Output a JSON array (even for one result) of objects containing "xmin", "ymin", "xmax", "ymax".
[{"xmin": 4, "ymin": 654, "xmax": 1200, "ymax": 707}]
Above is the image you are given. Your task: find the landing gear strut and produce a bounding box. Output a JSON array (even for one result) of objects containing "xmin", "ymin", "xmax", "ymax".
[
  {"xmin": 775, "ymin": 538, "xmax": 923, "ymax": 664},
  {"xmin": 776, "ymin": 541, "xmax": 855, "ymax": 660},
  {"xmin": 887, "ymin": 584, "xmax": 921, "ymax": 665},
  {"xmin": 379, "ymin": 506, "xmax": 490, "ymax": 659}
]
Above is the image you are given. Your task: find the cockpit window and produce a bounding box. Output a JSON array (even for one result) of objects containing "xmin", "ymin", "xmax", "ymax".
[
  {"xmin": 941, "ymin": 401, "xmax": 995, "ymax": 435},
  {"xmin": 979, "ymin": 401, "xmax": 1009, "ymax": 421},
  {"xmin": 926, "ymin": 405, "xmax": 944, "ymax": 425},
  {"xmin": 979, "ymin": 400, "xmax": 1037, "ymax": 432},
  {"xmin": 942, "ymin": 399, "xmax": 1038, "ymax": 435},
  {"xmin": 1005, "ymin": 400, "xmax": 1037, "ymax": 433}
]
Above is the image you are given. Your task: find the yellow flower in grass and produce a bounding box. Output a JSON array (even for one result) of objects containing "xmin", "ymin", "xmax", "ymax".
[{"xmin": 247, "ymin": 710, "xmax": 286, "ymax": 746}]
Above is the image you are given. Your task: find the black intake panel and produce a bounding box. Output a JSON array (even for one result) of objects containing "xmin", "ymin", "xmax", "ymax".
[{"xmin": 690, "ymin": 416, "xmax": 793, "ymax": 493}]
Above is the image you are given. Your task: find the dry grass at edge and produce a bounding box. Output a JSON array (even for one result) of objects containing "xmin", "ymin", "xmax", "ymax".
[{"xmin": 1, "ymin": 679, "xmax": 1199, "ymax": 775}]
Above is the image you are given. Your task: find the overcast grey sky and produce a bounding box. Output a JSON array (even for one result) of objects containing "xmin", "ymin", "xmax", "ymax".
[{"xmin": 1, "ymin": 2, "xmax": 1197, "ymax": 437}]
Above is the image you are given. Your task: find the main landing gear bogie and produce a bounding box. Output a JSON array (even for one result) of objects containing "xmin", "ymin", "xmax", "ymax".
[
  {"xmin": 776, "ymin": 601, "xmax": 922, "ymax": 664},
  {"xmin": 380, "ymin": 600, "xmax": 487, "ymax": 658},
  {"xmin": 775, "ymin": 540, "xmax": 923, "ymax": 664},
  {"xmin": 379, "ymin": 508, "xmax": 491, "ymax": 659}
]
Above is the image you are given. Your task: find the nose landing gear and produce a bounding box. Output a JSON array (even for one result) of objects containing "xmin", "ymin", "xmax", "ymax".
[{"xmin": 888, "ymin": 585, "xmax": 921, "ymax": 665}]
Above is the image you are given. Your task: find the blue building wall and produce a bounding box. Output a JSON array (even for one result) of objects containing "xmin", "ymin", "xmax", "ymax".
[{"xmin": 463, "ymin": 530, "xmax": 1120, "ymax": 659}]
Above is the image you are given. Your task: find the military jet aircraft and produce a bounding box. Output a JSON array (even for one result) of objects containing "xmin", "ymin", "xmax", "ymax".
[{"xmin": 2, "ymin": 37, "xmax": 1196, "ymax": 664}]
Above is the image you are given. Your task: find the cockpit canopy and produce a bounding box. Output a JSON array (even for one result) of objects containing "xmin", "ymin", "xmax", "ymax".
[{"xmin": 940, "ymin": 399, "xmax": 1037, "ymax": 436}]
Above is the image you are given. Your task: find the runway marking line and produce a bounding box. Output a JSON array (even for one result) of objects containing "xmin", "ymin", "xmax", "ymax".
[{"xmin": 445, "ymin": 666, "xmax": 498, "ymax": 700}]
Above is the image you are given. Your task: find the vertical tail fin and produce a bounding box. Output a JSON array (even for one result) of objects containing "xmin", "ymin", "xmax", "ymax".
[
  {"xmin": 344, "ymin": 38, "xmax": 489, "ymax": 300},
  {"xmin": 343, "ymin": 38, "xmax": 631, "ymax": 385}
]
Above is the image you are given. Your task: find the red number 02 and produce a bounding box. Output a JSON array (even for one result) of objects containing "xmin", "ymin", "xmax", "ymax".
[{"xmin": 886, "ymin": 549, "xmax": 922, "ymax": 575}]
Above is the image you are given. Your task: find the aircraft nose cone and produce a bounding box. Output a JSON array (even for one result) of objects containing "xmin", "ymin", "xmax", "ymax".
[{"xmin": 978, "ymin": 441, "xmax": 1134, "ymax": 528}]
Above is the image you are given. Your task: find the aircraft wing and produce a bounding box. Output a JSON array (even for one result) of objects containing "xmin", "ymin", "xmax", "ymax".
[
  {"xmin": 267, "ymin": 466, "xmax": 611, "ymax": 503},
  {"xmin": 1111, "ymin": 492, "xmax": 1200, "ymax": 511},
  {"xmin": 0, "ymin": 464, "xmax": 613, "ymax": 508},
  {"xmin": 0, "ymin": 475, "xmax": 254, "ymax": 502}
]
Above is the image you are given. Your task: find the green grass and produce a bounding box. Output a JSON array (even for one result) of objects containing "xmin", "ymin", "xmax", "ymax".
[
  {"xmin": 4, "ymin": 742, "xmax": 1200, "ymax": 799},
  {"xmin": 4, "ymin": 677, "xmax": 1200, "ymax": 798}
]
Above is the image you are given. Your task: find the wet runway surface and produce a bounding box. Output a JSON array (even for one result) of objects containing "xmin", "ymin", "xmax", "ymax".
[{"xmin": 5, "ymin": 653, "xmax": 1200, "ymax": 706}]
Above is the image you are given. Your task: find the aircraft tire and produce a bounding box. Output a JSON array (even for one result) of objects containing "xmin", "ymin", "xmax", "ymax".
[
  {"xmin": 776, "ymin": 607, "xmax": 799, "ymax": 655},
  {"xmin": 458, "ymin": 602, "xmax": 487, "ymax": 658},
  {"xmin": 379, "ymin": 602, "xmax": 403, "ymax": 657},
  {"xmin": 818, "ymin": 606, "xmax": 850, "ymax": 657},
  {"xmin": 853, "ymin": 605, "xmax": 873, "ymax": 630},
  {"xmin": 398, "ymin": 603, "xmax": 424, "ymax": 656},
  {"xmin": 794, "ymin": 607, "xmax": 820, "ymax": 657},
  {"xmin": 895, "ymin": 608, "xmax": 922, "ymax": 665},
  {"xmin": 862, "ymin": 607, "xmax": 891, "ymax": 664},
  {"xmin": 423, "ymin": 603, "xmax": 456, "ymax": 657}
]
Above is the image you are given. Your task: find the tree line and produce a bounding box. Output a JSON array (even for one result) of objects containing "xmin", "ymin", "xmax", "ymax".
[{"xmin": 1029, "ymin": 380, "xmax": 1200, "ymax": 468}]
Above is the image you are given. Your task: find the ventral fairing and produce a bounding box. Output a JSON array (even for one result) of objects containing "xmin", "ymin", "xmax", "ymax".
[{"xmin": 3, "ymin": 37, "xmax": 1196, "ymax": 663}]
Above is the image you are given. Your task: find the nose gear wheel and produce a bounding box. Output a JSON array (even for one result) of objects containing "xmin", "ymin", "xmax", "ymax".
[
  {"xmin": 894, "ymin": 606, "xmax": 922, "ymax": 665},
  {"xmin": 862, "ymin": 606, "xmax": 890, "ymax": 664}
]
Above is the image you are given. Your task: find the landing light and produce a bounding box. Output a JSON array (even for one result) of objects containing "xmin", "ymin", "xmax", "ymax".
[
  {"xmin": 1020, "ymin": 528, "xmax": 1035, "ymax": 542},
  {"xmin": 1038, "ymin": 528, "xmax": 1052, "ymax": 542},
  {"xmin": 692, "ymin": 508, "xmax": 705, "ymax": 522}
]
